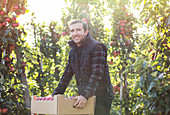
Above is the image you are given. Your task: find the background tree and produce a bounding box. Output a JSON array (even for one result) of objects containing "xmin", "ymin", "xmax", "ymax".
[
  {"xmin": 132, "ymin": 0, "xmax": 170, "ymax": 114},
  {"xmin": 0, "ymin": 0, "xmax": 30, "ymax": 114},
  {"xmin": 107, "ymin": 0, "xmax": 139, "ymax": 114},
  {"xmin": 0, "ymin": 0, "xmax": 169, "ymax": 114}
]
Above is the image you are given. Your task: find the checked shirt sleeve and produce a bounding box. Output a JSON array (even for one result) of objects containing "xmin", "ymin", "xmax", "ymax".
[
  {"xmin": 52, "ymin": 54, "xmax": 74, "ymax": 96},
  {"xmin": 81, "ymin": 44, "xmax": 106, "ymax": 99}
]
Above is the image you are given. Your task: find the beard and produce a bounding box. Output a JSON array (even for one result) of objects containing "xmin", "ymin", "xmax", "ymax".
[{"xmin": 73, "ymin": 36, "xmax": 85, "ymax": 44}]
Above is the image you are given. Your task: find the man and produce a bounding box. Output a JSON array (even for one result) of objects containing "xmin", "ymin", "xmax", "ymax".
[{"xmin": 52, "ymin": 19, "xmax": 114, "ymax": 115}]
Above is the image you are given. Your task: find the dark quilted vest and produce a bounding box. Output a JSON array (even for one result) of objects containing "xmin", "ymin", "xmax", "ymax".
[{"xmin": 68, "ymin": 34, "xmax": 113, "ymax": 97}]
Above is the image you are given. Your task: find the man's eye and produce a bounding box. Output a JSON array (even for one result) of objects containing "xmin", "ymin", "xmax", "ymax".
[{"xmin": 77, "ymin": 29, "xmax": 81, "ymax": 31}]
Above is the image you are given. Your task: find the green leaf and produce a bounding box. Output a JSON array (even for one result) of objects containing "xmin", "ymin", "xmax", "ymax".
[
  {"xmin": 8, "ymin": 38, "xmax": 14, "ymax": 42},
  {"xmin": 139, "ymin": 75, "xmax": 144, "ymax": 88},
  {"xmin": 153, "ymin": 92, "xmax": 157, "ymax": 98},
  {"xmin": 134, "ymin": 80, "xmax": 139, "ymax": 91},
  {"xmin": 160, "ymin": 1, "xmax": 167, "ymax": 6},
  {"xmin": 147, "ymin": 17, "xmax": 152, "ymax": 27},
  {"xmin": 4, "ymin": 29, "xmax": 11, "ymax": 36},
  {"xmin": 147, "ymin": 82, "xmax": 157, "ymax": 93},
  {"xmin": 150, "ymin": 19, "xmax": 157, "ymax": 27},
  {"xmin": 158, "ymin": 73, "xmax": 164, "ymax": 80},
  {"xmin": 2, "ymin": 37, "xmax": 7, "ymax": 43},
  {"xmin": 151, "ymin": 60, "xmax": 159, "ymax": 66},
  {"xmin": 143, "ymin": 61, "xmax": 147, "ymax": 69},
  {"xmin": 147, "ymin": 74, "xmax": 153, "ymax": 84}
]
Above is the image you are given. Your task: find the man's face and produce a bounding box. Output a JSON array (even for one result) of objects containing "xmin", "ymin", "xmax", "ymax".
[{"xmin": 69, "ymin": 23, "xmax": 86, "ymax": 46}]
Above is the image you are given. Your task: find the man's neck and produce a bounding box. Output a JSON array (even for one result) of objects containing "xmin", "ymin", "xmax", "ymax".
[{"xmin": 77, "ymin": 43, "xmax": 82, "ymax": 47}]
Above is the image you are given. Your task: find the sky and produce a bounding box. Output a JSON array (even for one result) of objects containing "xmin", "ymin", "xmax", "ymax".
[
  {"xmin": 18, "ymin": 0, "xmax": 65, "ymax": 25},
  {"xmin": 17, "ymin": 0, "xmax": 143, "ymax": 45},
  {"xmin": 17, "ymin": 0, "xmax": 66, "ymax": 45},
  {"xmin": 18, "ymin": 0, "xmax": 141, "ymax": 28}
]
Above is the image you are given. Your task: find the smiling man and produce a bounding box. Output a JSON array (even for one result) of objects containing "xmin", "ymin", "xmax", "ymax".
[
  {"xmin": 52, "ymin": 19, "xmax": 114, "ymax": 115},
  {"xmin": 69, "ymin": 22, "xmax": 88, "ymax": 47}
]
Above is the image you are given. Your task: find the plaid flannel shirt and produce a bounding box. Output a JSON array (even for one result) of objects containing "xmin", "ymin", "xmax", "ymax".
[{"xmin": 53, "ymin": 44, "xmax": 106, "ymax": 99}]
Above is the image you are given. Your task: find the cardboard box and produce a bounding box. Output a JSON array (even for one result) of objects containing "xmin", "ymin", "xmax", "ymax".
[{"xmin": 31, "ymin": 95, "xmax": 96, "ymax": 115}]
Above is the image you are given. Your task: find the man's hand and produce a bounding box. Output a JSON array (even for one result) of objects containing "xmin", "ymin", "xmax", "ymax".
[
  {"xmin": 73, "ymin": 95, "xmax": 87, "ymax": 108},
  {"xmin": 51, "ymin": 91, "xmax": 57, "ymax": 97}
]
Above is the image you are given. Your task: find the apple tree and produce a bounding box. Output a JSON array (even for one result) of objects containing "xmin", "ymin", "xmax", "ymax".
[
  {"xmin": 22, "ymin": 16, "xmax": 65, "ymax": 97},
  {"xmin": 0, "ymin": 0, "xmax": 30, "ymax": 114},
  {"xmin": 107, "ymin": 0, "xmax": 140, "ymax": 114},
  {"xmin": 132, "ymin": 0, "xmax": 170, "ymax": 114}
]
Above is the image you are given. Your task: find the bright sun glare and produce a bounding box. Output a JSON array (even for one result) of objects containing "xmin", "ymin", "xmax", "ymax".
[
  {"xmin": 17, "ymin": 0, "xmax": 65, "ymax": 45},
  {"xmin": 17, "ymin": 0, "xmax": 141, "ymax": 45},
  {"xmin": 18, "ymin": 0, "xmax": 65, "ymax": 25}
]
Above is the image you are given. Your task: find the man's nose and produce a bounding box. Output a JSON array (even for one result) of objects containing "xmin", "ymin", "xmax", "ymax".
[{"xmin": 73, "ymin": 31, "xmax": 78, "ymax": 36}]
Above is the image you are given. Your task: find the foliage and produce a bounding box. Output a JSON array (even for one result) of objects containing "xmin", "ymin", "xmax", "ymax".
[
  {"xmin": 0, "ymin": 0, "xmax": 30, "ymax": 114},
  {"xmin": 107, "ymin": 0, "xmax": 139, "ymax": 114},
  {"xmin": 24, "ymin": 17, "xmax": 63, "ymax": 97},
  {"xmin": 0, "ymin": 0, "xmax": 169, "ymax": 114},
  {"xmin": 132, "ymin": 0, "xmax": 170, "ymax": 114}
]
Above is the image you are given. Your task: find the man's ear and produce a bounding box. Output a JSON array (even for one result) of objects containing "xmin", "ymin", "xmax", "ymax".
[{"xmin": 85, "ymin": 30, "xmax": 88, "ymax": 36}]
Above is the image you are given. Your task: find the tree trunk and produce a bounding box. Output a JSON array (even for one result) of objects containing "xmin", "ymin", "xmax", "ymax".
[
  {"xmin": 15, "ymin": 45, "xmax": 31, "ymax": 108},
  {"xmin": 120, "ymin": 72, "xmax": 123, "ymax": 115},
  {"xmin": 124, "ymin": 73, "xmax": 130, "ymax": 115}
]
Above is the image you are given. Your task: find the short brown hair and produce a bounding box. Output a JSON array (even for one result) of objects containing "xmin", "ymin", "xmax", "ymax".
[{"xmin": 69, "ymin": 19, "xmax": 88, "ymax": 32}]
